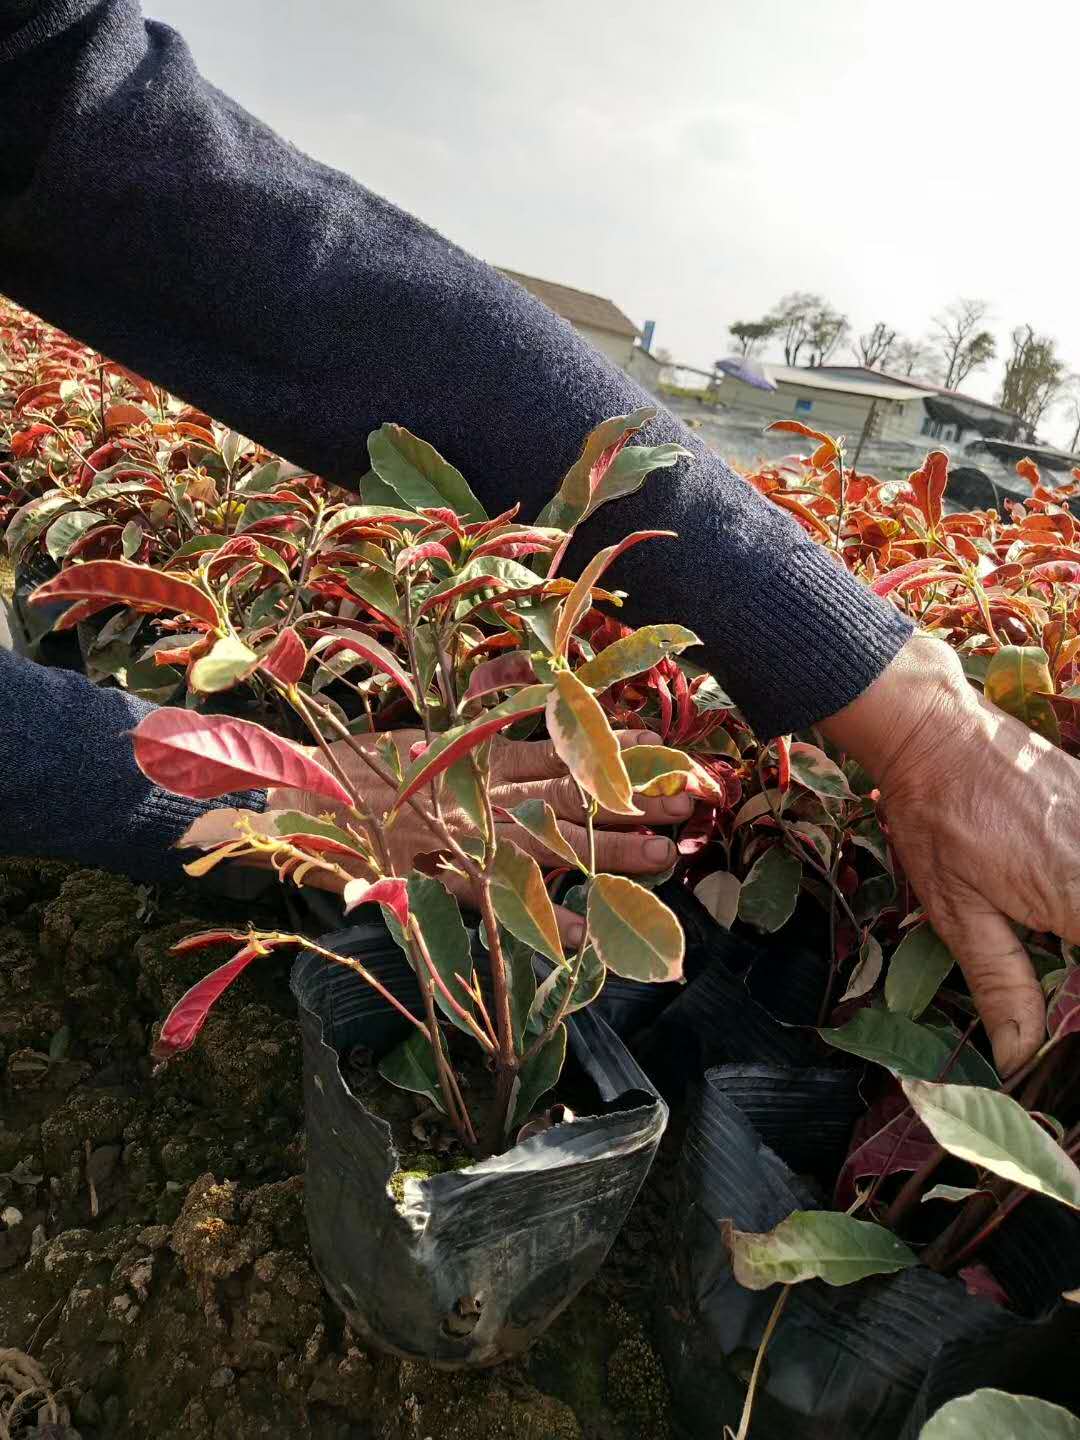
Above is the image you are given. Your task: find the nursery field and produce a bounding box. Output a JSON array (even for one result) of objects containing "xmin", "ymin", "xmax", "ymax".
[{"xmin": 5, "ymin": 294, "xmax": 1080, "ymax": 1440}]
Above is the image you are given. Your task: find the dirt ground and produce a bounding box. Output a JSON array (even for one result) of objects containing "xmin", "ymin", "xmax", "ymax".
[{"xmin": 0, "ymin": 858, "xmax": 675, "ymax": 1440}]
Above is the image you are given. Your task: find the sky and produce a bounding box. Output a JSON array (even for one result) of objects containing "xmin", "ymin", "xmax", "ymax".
[{"xmin": 152, "ymin": 0, "xmax": 1080, "ymax": 445}]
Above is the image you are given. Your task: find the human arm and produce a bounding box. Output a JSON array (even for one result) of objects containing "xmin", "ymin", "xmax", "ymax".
[
  {"xmin": 0, "ymin": 0, "xmax": 912, "ymax": 743},
  {"xmin": 820, "ymin": 634, "xmax": 1080, "ymax": 1074}
]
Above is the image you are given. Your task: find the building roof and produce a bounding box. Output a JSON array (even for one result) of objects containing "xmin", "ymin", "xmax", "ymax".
[
  {"xmin": 762, "ymin": 366, "xmax": 936, "ymax": 403},
  {"xmin": 813, "ymin": 365, "xmax": 1028, "ymax": 427},
  {"xmin": 498, "ymin": 269, "xmax": 640, "ymax": 339}
]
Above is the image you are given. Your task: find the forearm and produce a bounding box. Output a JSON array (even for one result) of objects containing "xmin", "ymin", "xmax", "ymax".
[
  {"xmin": 0, "ymin": 647, "xmax": 262, "ymax": 880},
  {"xmin": 0, "ymin": 0, "xmax": 912, "ymax": 739}
]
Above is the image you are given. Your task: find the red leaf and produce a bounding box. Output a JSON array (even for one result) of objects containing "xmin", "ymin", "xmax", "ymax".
[
  {"xmin": 170, "ymin": 929, "xmax": 249, "ymax": 954},
  {"xmin": 152, "ymin": 938, "xmax": 282, "ymax": 1059},
  {"xmin": 106, "ymin": 361, "xmax": 159, "ymax": 406},
  {"xmin": 15, "ymin": 380, "xmax": 63, "ymax": 412},
  {"xmin": 464, "ymin": 652, "xmax": 539, "ymax": 700},
  {"xmin": 132, "ymin": 707, "xmax": 353, "ymax": 804},
  {"xmin": 766, "ymin": 419, "xmax": 840, "ymax": 456},
  {"xmin": 395, "ymin": 540, "xmax": 454, "ymax": 573},
  {"xmin": 261, "ymin": 626, "xmax": 307, "ymax": 686},
  {"xmin": 870, "ymin": 557, "xmax": 952, "ymax": 597},
  {"xmin": 1048, "ymin": 968, "xmax": 1080, "ymax": 1041},
  {"xmin": 104, "ymin": 401, "xmax": 150, "ymax": 432},
  {"xmin": 776, "ymin": 735, "xmax": 791, "ymax": 792},
  {"xmin": 29, "ymin": 560, "xmax": 220, "ymax": 627},
  {"xmin": 768, "ymin": 491, "xmax": 836, "ymax": 542},
  {"xmin": 417, "ymin": 573, "xmax": 508, "ymax": 616},
  {"xmin": 417, "ymin": 505, "xmax": 465, "ymax": 536},
  {"xmin": 343, "ymin": 877, "xmax": 410, "ymax": 928},
  {"xmin": 394, "ymin": 686, "xmax": 550, "ymax": 811},
  {"xmin": 1016, "ymin": 457, "xmax": 1041, "ymax": 490},
  {"xmin": 835, "ymin": 1110, "xmax": 936, "ymax": 1210},
  {"xmin": 908, "ymin": 450, "xmax": 949, "ymax": 530},
  {"xmin": 463, "ymin": 504, "xmax": 521, "ymax": 538},
  {"xmin": 75, "ymin": 440, "xmax": 126, "ymax": 490},
  {"xmin": 52, "ymin": 597, "xmax": 117, "ymax": 631},
  {"xmin": 311, "ymin": 632, "xmax": 417, "ymax": 706},
  {"xmin": 959, "ymin": 1264, "xmax": 1010, "ymax": 1306},
  {"xmin": 470, "ymin": 529, "xmax": 562, "ymax": 561},
  {"xmin": 10, "ymin": 423, "xmax": 51, "ymax": 458}
]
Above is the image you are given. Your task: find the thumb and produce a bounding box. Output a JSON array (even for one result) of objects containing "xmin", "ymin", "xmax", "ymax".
[{"xmin": 930, "ymin": 884, "xmax": 1045, "ymax": 1076}]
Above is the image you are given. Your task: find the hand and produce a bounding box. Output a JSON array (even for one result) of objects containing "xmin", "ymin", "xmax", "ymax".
[
  {"xmin": 821, "ymin": 634, "xmax": 1080, "ymax": 1075},
  {"xmin": 270, "ymin": 728, "xmax": 687, "ymax": 945}
]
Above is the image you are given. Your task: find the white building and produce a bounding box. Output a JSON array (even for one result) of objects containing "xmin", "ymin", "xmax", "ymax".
[{"xmin": 717, "ymin": 364, "xmax": 936, "ymax": 443}]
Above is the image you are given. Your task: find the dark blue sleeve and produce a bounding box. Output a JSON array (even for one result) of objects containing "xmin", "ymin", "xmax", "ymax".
[
  {"xmin": 0, "ymin": 646, "xmax": 264, "ymax": 880},
  {"xmin": 0, "ymin": 0, "xmax": 911, "ymax": 743}
]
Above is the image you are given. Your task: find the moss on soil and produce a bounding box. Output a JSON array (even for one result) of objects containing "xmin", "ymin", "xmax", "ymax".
[{"xmin": 0, "ymin": 858, "xmax": 673, "ymax": 1440}]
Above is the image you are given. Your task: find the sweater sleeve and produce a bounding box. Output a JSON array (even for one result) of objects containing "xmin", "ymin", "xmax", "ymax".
[
  {"xmin": 0, "ymin": 0, "xmax": 912, "ymax": 741},
  {"xmin": 0, "ymin": 646, "xmax": 264, "ymax": 881}
]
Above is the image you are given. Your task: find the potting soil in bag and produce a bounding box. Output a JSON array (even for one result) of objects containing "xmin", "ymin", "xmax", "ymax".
[
  {"xmin": 660, "ymin": 1066, "xmax": 1056, "ymax": 1440},
  {"xmin": 290, "ymin": 924, "xmax": 667, "ymax": 1367}
]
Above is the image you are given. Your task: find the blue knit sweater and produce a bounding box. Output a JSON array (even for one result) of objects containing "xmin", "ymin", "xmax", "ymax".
[{"xmin": 0, "ymin": 0, "xmax": 912, "ymax": 882}]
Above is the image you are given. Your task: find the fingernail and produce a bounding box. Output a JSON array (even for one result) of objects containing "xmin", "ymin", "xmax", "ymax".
[
  {"xmin": 634, "ymin": 731, "xmax": 662, "ymax": 747},
  {"xmin": 662, "ymin": 794, "xmax": 694, "ymax": 818},
  {"xmin": 566, "ymin": 920, "xmax": 585, "ymax": 947},
  {"xmin": 644, "ymin": 837, "xmax": 674, "ymax": 864},
  {"xmin": 992, "ymin": 1020, "xmax": 1022, "ymax": 1076}
]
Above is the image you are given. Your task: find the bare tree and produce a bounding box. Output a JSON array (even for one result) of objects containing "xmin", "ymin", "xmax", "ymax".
[
  {"xmin": 767, "ymin": 292, "xmax": 822, "ymax": 366},
  {"xmin": 932, "ymin": 298, "xmax": 996, "ymax": 390},
  {"xmin": 854, "ymin": 321, "xmax": 898, "ymax": 370},
  {"xmin": 892, "ymin": 337, "xmax": 941, "ymax": 380},
  {"xmin": 998, "ymin": 326, "xmax": 1069, "ymax": 430},
  {"xmin": 806, "ymin": 305, "xmax": 850, "ymax": 367},
  {"xmin": 728, "ymin": 318, "xmax": 778, "ymax": 359}
]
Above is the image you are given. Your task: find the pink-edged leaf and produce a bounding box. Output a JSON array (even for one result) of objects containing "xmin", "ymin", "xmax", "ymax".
[
  {"xmin": 133, "ymin": 707, "xmax": 352, "ymax": 805},
  {"xmin": 464, "ymin": 652, "xmax": 539, "ymax": 700},
  {"xmin": 835, "ymin": 1109, "xmax": 937, "ymax": 1210},
  {"xmin": 871, "ymin": 557, "xmax": 953, "ymax": 597},
  {"xmin": 463, "ymin": 503, "xmax": 521, "ymax": 537},
  {"xmin": 170, "ymin": 929, "xmax": 250, "ymax": 954},
  {"xmin": 52, "ymin": 596, "xmax": 118, "ymax": 631},
  {"xmin": 1048, "ymin": 968, "xmax": 1080, "ymax": 1041},
  {"xmin": 470, "ymin": 529, "xmax": 562, "ymax": 561},
  {"xmin": 395, "ymin": 540, "xmax": 454, "ymax": 573},
  {"xmin": 416, "ymin": 505, "xmax": 465, "ymax": 536},
  {"xmin": 393, "ymin": 685, "xmax": 551, "ymax": 812},
  {"xmin": 152, "ymin": 937, "xmax": 284, "ymax": 1059},
  {"xmin": 342, "ymin": 877, "xmax": 410, "ymax": 928},
  {"xmin": 310, "ymin": 631, "xmax": 417, "ymax": 706},
  {"xmin": 417, "ymin": 572, "xmax": 508, "ymax": 616},
  {"xmin": 261, "ymin": 626, "xmax": 308, "ymax": 686},
  {"xmin": 30, "ymin": 559, "xmax": 220, "ymax": 626},
  {"xmin": 554, "ymin": 530, "xmax": 673, "ymax": 657}
]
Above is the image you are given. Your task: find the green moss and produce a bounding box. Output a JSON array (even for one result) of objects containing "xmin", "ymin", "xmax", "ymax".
[{"xmin": 388, "ymin": 1151, "xmax": 471, "ymax": 1205}]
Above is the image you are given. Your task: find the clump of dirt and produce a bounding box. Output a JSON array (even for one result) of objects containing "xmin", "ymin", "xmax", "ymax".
[{"xmin": 0, "ymin": 859, "xmax": 674, "ymax": 1440}]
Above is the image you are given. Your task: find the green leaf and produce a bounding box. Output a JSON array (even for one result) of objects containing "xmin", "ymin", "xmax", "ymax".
[
  {"xmin": 512, "ymin": 1024, "xmax": 568, "ymax": 1126},
  {"xmin": 983, "ymin": 645, "xmax": 1060, "ymax": 745},
  {"xmin": 378, "ymin": 1030, "xmax": 443, "ymax": 1110},
  {"xmin": 272, "ymin": 811, "xmax": 359, "ymax": 849},
  {"xmin": 4, "ymin": 491, "xmax": 75, "ymax": 557},
  {"xmin": 592, "ymin": 441, "xmax": 693, "ymax": 520},
  {"xmin": 375, "ymin": 731, "xmax": 404, "ymax": 782},
  {"xmin": 505, "ymin": 799, "xmax": 582, "ymax": 870},
  {"xmin": 918, "ymin": 1389, "xmax": 1080, "ymax": 1440},
  {"xmin": 850, "ymin": 816, "xmax": 891, "ymax": 872},
  {"xmin": 517, "ymin": 597, "xmax": 562, "ymax": 654},
  {"xmin": 787, "ymin": 820, "xmax": 833, "ymax": 869},
  {"xmin": 387, "ymin": 875, "xmax": 477, "ymax": 1037},
  {"xmin": 546, "ymin": 671, "xmax": 636, "ymax": 815},
  {"xmin": 358, "ymin": 468, "xmax": 404, "ymax": 508},
  {"xmin": 902, "ymin": 1077, "xmax": 1080, "ymax": 1209},
  {"xmin": 121, "ymin": 520, "xmax": 143, "ymax": 560},
  {"xmin": 341, "ymin": 567, "xmax": 403, "ymax": 623},
  {"xmin": 188, "ymin": 635, "xmax": 260, "ymax": 694},
  {"xmin": 44, "ymin": 509, "xmax": 105, "ymax": 562},
  {"xmin": 921, "ymin": 1184, "xmax": 988, "ymax": 1204},
  {"xmin": 737, "ymin": 846, "xmax": 802, "ymax": 933},
  {"xmin": 587, "ymin": 874, "xmax": 684, "ymax": 982},
  {"xmin": 622, "ymin": 744, "xmax": 696, "ymax": 797},
  {"xmin": 822, "ymin": 1008, "xmax": 998, "ymax": 1086},
  {"xmin": 724, "ymin": 1210, "xmax": 916, "ymax": 1290},
  {"xmin": 445, "ymin": 756, "xmax": 489, "ymax": 835},
  {"xmin": 788, "ymin": 742, "xmax": 855, "ymax": 799},
  {"xmin": 692, "ymin": 871, "xmax": 741, "ymax": 929},
  {"xmin": 886, "ymin": 925, "xmax": 954, "ymax": 1019},
  {"xmin": 528, "ymin": 946, "xmax": 605, "ymax": 1034},
  {"xmin": 367, "ymin": 423, "xmax": 487, "ymax": 523},
  {"xmin": 489, "ymin": 842, "xmax": 564, "ymax": 965},
  {"xmin": 842, "ymin": 933, "xmax": 883, "ymax": 1003},
  {"xmin": 575, "ymin": 624, "xmax": 700, "ymax": 691},
  {"xmin": 492, "ymin": 926, "xmax": 537, "ymax": 1048},
  {"xmin": 535, "ymin": 407, "xmax": 656, "ymax": 530}
]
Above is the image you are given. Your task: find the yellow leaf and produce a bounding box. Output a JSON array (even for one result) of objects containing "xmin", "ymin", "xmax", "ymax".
[{"xmin": 546, "ymin": 672, "xmax": 637, "ymax": 816}]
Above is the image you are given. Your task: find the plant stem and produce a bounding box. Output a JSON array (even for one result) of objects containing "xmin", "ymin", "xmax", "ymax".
[
  {"xmin": 724, "ymin": 1285, "xmax": 791, "ymax": 1440},
  {"xmin": 281, "ymin": 506, "xmax": 322, "ymax": 630},
  {"xmin": 408, "ymin": 917, "xmax": 495, "ymax": 1053},
  {"xmin": 476, "ymin": 876, "xmax": 518, "ymax": 1150},
  {"xmin": 302, "ymin": 938, "xmax": 429, "ymax": 1035}
]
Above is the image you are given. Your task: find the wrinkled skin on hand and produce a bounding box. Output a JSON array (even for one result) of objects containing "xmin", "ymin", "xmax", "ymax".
[
  {"xmin": 271, "ymin": 728, "xmax": 685, "ymax": 945},
  {"xmin": 822, "ymin": 634, "xmax": 1080, "ymax": 1074}
]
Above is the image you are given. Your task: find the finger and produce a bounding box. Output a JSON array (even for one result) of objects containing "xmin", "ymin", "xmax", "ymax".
[
  {"xmin": 492, "ymin": 728, "xmax": 662, "ymax": 783},
  {"xmin": 500, "ymin": 774, "xmax": 694, "ymax": 827},
  {"xmin": 930, "ymin": 883, "xmax": 1046, "ymax": 1076},
  {"xmin": 495, "ymin": 819, "xmax": 675, "ymax": 878}
]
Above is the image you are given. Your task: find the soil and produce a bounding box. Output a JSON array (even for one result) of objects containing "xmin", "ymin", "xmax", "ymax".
[{"xmin": 0, "ymin": 858, "xmax": 676, "ymax": 1440}]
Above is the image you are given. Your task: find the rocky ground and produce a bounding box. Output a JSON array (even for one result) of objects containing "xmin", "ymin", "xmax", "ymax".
[{"xmin": 0, "ymin": 858, "xmax": 675, "ymax": 1440}]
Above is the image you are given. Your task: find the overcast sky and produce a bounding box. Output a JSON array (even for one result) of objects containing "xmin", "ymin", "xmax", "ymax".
[{"xmin": 153, "ymin": 0, "xmax": 1079, "ymax": 444}]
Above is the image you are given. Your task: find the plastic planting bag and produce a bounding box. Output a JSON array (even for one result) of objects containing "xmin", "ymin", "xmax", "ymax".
[{"xmin": 291, "ymin": 923, "xmax": 667, "ymax": 1366}]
